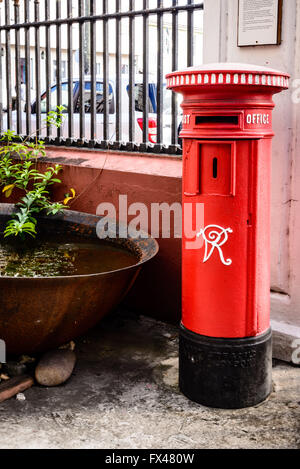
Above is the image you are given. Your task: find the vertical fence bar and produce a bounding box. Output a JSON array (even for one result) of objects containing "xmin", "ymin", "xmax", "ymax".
[
  {"xmin": 24, "ymin": 0, "xmax": 31, "ymax": 136},
  {"xmin": 34, "ymin": 0, "xmax": 41, "ymax": 136},
  {"xmin": 67, "ymin": 0, "xmax": 74, "ymax": 140},
  {"xmin": 187, "ymin": 0, "xmax": 194, "ymax": 67},
  {"xmin": 142, "ymin": 0, "xmax": 149, "ymax": 145},
  {"xmin": 45, "ymin": 0, "xmax": 51, "ymax": 138},
  {"xmin": 128, "ymin": 0, "xmax": 135, "ymax": 146},
  {"xmin": 0, "ymin": 0, "xmax": 203, "ymax": 152},
  {"xmin": 90, "ymin": 0, "xmax": 96, "ymax": 143},
  {"xmin": 5, "ymin": 0, "xmax": 12, "ymax": 131},
  {"xmin": 171, "ymin": 0, "xmax": 178, "ymax": 147},
  {"xmin": 56, "ymin": 0, "xmax": 62, "ymax": 140},
  {"xmin": 79, "ymin": 0, "xmax": 85, "ymax": 141},
  {"xmin": 156, "ymin": 0, "xmax": 163, "ymax": 146},
  {"xmin": 0, "ymin": 6, "xmax": 3, "ymax": 134},
  {"xmin": 103, "ymin": 0, "xmax": 109, "ymax": 143},
  {"xmin": 115, "ymin": 0, "xmax": 121, "ymax": 145},
  {"xmin": 14, "ymin": 0, "xmax": 21, "ymax": 135}
]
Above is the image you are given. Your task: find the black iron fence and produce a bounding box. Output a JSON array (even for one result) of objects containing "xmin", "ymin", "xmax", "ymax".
[{"xmin": 0, "ymin": 0, "xmax": 203, "ymax": 154}]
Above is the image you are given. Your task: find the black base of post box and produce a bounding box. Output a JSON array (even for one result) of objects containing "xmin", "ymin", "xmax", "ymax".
[{"xmin": 179, "ymin": 325, "xmax": 272, "ymax": 409}]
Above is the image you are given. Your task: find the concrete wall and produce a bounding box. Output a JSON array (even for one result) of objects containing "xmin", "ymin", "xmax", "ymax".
[{"xmin": 203, "ymin": 0, "xmax": 300, "ymax": 360}]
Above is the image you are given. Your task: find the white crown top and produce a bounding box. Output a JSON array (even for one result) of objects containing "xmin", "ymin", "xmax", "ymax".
[{"xmin": 166, "ymin": 63, "xmax": 289, "ymax": 90}]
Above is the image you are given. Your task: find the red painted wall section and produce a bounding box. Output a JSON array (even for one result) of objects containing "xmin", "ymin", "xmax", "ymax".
[{"xmin": 35, "ymin": 147, "xmax": 183, "ymax": 323}]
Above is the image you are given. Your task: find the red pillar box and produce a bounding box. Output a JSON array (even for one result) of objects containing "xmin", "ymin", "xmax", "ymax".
[{"xmin": 166, "ymin": 64, "xmax": 289, "ymax": 408}]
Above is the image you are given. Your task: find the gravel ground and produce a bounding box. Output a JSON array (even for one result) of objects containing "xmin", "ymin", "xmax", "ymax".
[{"xmin": 0, "ymin": 311, "xmax": 299, "ymax": 449}]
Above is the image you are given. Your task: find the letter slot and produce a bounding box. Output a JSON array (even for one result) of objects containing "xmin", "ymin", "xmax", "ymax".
[
  {"xmin": 195, "ymin": 115, "xmax": 239, "ymax": 126},
  {"xmin": 199, "ymin": 142, "xmax": 235, "ymax": 196}
]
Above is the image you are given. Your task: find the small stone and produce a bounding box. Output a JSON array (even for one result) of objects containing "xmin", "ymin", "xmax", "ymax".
[
  {"xmin": 4, "ymin": 361, "xmax": 27, "ymax": 378},
  {"xmin": 16, "ymin": 393, "xmax": 26, "ymax": 401},
  {"xmin": 162, "ymin": 332, "xmax": 172, "ymax": 339},
  {"xmin": 59, "ymin": 341, "xmax": 76, "ymax": 352},
  {"xmin": 0, "ymin": 374, "xmax": 10, "ymax": 381},
  {"xmin": 287, "ymin": 402, "xmax": 299, "ymax": 409},
  {"xmin": 35, "ymin": 349, "xmax": 76, "ymax": 387},
  {"xmin": 19, "ymin": 355, "xmax": 36, "ymax": 365}
]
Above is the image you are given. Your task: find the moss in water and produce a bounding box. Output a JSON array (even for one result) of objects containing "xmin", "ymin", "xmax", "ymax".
[
  {"xmin": 0, "ymin": 243, "xmax": 77, "ymax": 277},
  {"xmin": 0, "ymin": 236, "xmax": 138, "ymax": 278}
]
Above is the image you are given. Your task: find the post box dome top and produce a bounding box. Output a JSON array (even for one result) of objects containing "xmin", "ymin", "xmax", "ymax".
[{"xmin": 166, "ymin": 62, "xmax": 289, "ymax": 91}]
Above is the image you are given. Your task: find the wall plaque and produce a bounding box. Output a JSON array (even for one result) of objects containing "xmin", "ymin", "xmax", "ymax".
[{"xmin": 238, "ymin": 0, "xmax": 282, "ymax": 46}]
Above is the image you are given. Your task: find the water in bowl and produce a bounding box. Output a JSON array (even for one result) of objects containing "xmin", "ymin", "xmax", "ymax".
[{"xmin": 0, "ymin": 235, "xmax": 139, "ymax": 278}]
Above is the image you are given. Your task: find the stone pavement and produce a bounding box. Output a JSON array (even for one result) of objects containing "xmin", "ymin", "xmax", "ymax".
[{"xmin": 0, "ymin": 312, "xmax": 299, "ymax": 449}]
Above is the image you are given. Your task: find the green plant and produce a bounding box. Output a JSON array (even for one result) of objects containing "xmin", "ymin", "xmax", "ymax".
[{"xmin": 0, "ymin": 107, "xmax": 75, "ymax": 239}]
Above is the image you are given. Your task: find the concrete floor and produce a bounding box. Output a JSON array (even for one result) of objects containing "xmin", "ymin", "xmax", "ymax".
[{"xmin": 0, "ymin": 311, "xmax": 299, "ymax": 449}]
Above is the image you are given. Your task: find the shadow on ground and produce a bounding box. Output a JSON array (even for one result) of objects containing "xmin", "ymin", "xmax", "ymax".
[{"xmin": 0, "ymin": 311, "xmax": 299, "ymax": 449}]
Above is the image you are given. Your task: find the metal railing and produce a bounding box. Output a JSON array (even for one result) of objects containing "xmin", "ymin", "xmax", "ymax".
[{"xmin": 0, "ymin": 0, "xmax": 204, "ymax": 154}]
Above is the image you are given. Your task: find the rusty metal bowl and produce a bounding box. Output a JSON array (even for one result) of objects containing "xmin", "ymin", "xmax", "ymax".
[{"xmin": 0, "ymin": 204, "xmax": 159, "ymax": 355}]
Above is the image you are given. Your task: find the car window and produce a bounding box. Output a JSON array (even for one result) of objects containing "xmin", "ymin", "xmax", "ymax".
[
  {"xmin": 126, "ymin": 83, "xmax": 157, "ymax": 113},
  {"xmin": 40, "ymin": 83, "xmax": 70, "ymax": 113},
  {"xmin": 74, "ymin": 82, "xmax": 115, "ymax": 114},
  {"xmin": 163, "ymin": 87, "xmax": 172, "ymax": 114}
]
